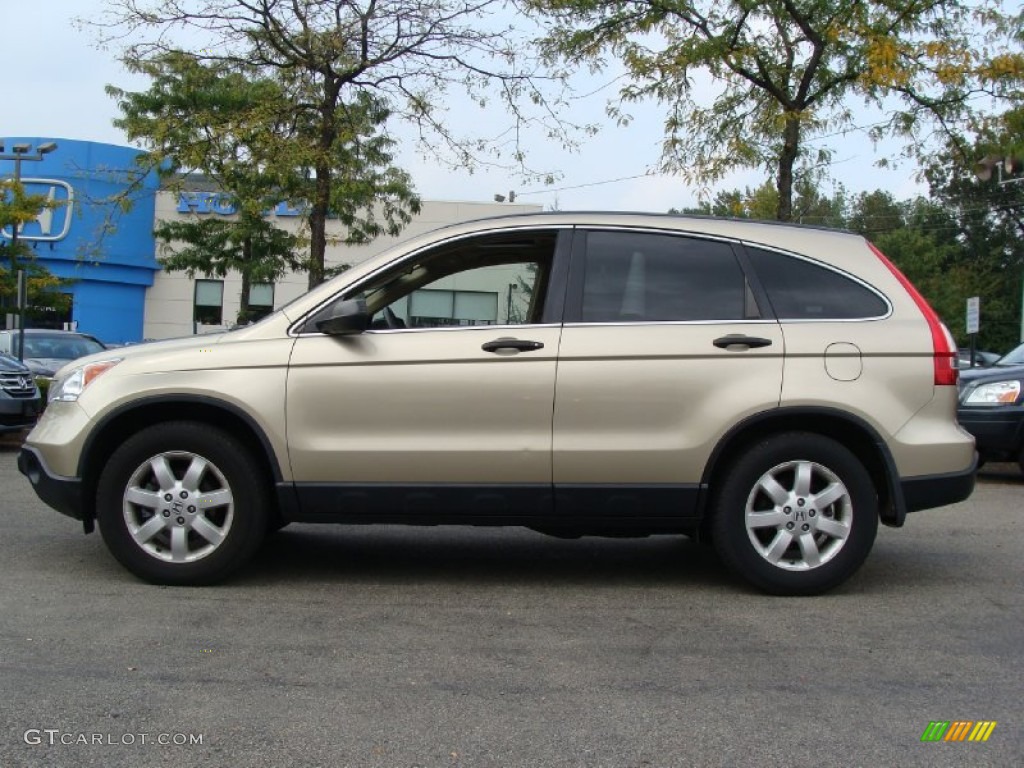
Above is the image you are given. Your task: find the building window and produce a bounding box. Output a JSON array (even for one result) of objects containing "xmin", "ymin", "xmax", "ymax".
[
  {"xmin": 407, "ymin": 288, "xmax": 499, "ymax": 327},
  {"xmin": 1, "ymin": 292, "xmax": 74, "ymax": 330},
  {"xmin": 247, "ymin": 282, "xmax": 275, "ymax": 322},
  {"xmin": 194, "ymin": 280, "xmax": 224, "ymax": 325}
]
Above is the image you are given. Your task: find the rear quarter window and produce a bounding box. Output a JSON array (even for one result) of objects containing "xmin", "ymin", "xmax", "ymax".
[{"xmin": 746, "ymin": 246, "xmax": 889, "ymax": 320}]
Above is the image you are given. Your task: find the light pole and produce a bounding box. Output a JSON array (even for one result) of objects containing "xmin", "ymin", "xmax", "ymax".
[{"xmin": 1, "ymin": 141, "xmax": 58, "ymax": 359}]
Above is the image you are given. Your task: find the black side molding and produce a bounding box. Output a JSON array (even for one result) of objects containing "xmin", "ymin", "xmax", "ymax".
[{"xmin": 281, "ymin": 482, "xmax": 702, "ymax": 529}]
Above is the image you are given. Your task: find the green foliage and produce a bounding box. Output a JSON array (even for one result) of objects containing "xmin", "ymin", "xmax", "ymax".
[
  {"xmin": 675, "ymin": 178, "xmax": 846, "ymax": 225},
  {"xmin": 155, "ymin": 217, "xmax": 305, "ymax": 283},
  {"xmin": 94, "ymin": 0, "xmax": 581, "ymax": 289},
  {"xmin": 844, "ymin": 187, "xmax": 1020, "ymax": 351},
  {"xmin": 922, "ymin": 107, "xmax": 1024, "ymax": 352},
  {"xmin": 1, "ymin": 181, "xmax": 51, "ymax": 246},
  {"xmin": 0, "ymin": 262, "xmax": 74, "ymax": 326},
  {"xmin": 108, "ymin": 50, "xmax": 421, "ymax": 290},
  {"xmin": 0, "ymin": 180, "xmax": 74, "ymax": 321},
  {"xmin": 531, "ymin": 0, "xmax": 1023, "ymax": 220},
  {"xmin": 675, "ymin": 182, "xmax": 780, "ymax": 220}
]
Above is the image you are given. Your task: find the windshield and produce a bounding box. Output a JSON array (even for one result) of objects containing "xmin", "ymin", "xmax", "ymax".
[
  {"xmin": 995, "ymin": 342, "xmax": 1024, "ymax": 366},
  {"xmin": 22, "ymin": 334, "xmax": 105, "ymax": 360}
]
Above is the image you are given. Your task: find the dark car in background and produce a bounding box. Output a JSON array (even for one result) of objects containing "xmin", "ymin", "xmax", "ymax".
[
  {"xmin": 0, "ymin": 329, "xmax": 107, "ymax": 379},
  {"xmin": 0, "ymin": 354, "xmax": 41, "ymax": 434},
  {"xmin": 958, "ymin": 342, "xmax": 1024, "ymax": 474},
  {"xmin": 957, "ymin": 348, "xmax": 1001, "ymax": 369}
]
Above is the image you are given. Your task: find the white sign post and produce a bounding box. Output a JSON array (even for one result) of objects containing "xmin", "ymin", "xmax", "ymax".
[
  {"xmin": 966, "ymin": 296, "xmax": 980, "ymax": 335},
  {"xmin": 965, "ymin": 296, "xmax": 980, "ymax": 367}
]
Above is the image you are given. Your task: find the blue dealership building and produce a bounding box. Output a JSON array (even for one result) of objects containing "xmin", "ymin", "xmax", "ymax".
[{"xmin": 1, "ymin": 138, "xmax": 160, "ymax": 344}]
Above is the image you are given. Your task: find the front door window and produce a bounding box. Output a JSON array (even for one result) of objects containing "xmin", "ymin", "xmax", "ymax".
[{"xmin": 335, "ymin": 230, "xmax": 558, "ymax": 331}]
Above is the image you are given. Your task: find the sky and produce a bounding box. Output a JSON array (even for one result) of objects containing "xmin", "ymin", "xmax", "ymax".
[{"xmin": 2, "ymin": 1, "xmax": 934, "ymax": 213}]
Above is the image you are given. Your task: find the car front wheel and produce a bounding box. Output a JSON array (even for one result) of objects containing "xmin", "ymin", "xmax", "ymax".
[
  {"xmin": 97, "ymin": 422, "xmax": 269, "ymax": 585},
  {"xmin": 711, "ymin": 433, "xmax": 878, "ymax": 596}
]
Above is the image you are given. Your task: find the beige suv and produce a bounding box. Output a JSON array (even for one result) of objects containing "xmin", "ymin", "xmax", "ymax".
[{"xmin": 19, "ymin": 213, "xmax": 976, "ymax": 594}]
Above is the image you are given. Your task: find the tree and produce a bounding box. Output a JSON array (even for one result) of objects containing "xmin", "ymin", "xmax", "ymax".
[
  {"xmin": 91, "ymin": 0, "xmax": 577, "ymax": 288},
  {"xmin": 530, "ymin": 0, "xmax": 1023, "ymax": 221},
  {"xmin": 674, "ymin": 177, "xmax": 846, "ymax": 224},
  {"xmin": 922, "ymin": 106, "xmax": 1024, "ymax": 351},
  {"xmin": 109, "ymin": 51, "xmax": 419, "ymax": 292},
  {"xmin": 154, "ymin": 215, "xmax": 305, "ymax": 325},
  {"xmin": 844, "ymin": 190, "xmax": 907, "ymax": 238},
  {"xmin": 674, "ymin": 182, "xmax": 780, "ymax": 219},
  {"xmin": 847, "ymin": 194, "xmax": 987, "ymax": 345},
  {"xmin": 0, "ymin": 179, "xmax": 73, "ymax": 325}
]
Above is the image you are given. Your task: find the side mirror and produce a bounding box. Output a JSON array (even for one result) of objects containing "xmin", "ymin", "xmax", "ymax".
[{"xmin": 314, "ymin": 298, "xmax": 370, "ymax": 336}]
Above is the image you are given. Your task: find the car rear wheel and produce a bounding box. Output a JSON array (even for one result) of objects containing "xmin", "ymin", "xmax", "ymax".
[
  {"xmin": 97, "ymin": 422, "xmax": 269, "ymax": 585},
  {"xmin": 711, "ymin": 432, "xmax": 878, "ymax": 596}
]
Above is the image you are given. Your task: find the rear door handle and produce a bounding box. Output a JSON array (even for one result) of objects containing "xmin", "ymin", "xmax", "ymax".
[
  {"xmin": 482, "ymin": 338, "xmax": 545, "ymax": 353},
  {"xmin": 713, "ymin": 335, "xmax": 773, "ymax": 349}
]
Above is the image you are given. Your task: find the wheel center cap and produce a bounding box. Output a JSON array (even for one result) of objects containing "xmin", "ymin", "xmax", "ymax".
[
  {"xmin": 168, "ymin": 486, "xmax": 193, "ymax": 525},
  {"xmin": 785, "ymin": 496, "xmax": 817, "ymax": 532}
]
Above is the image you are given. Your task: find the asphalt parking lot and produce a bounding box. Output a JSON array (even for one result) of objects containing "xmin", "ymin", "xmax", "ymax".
[{"xmin": 1, "ymin": 435, "xmax": 1021, "ymax": 768}]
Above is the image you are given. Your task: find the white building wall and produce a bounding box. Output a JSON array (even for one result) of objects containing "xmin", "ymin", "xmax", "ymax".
[{"xmin": 143, "ymin": 193, "xmax": 543, "ymax": 339}]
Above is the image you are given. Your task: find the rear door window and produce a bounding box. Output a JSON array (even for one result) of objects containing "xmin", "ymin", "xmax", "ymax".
[{"xmin": 576, "ymin": 231, "xmax": 755, "ymax": 322}]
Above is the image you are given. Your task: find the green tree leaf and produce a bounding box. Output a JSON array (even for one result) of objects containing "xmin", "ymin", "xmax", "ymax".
[{"xmin": 530, "ymin": 0, "xmax": 1023, "ymax": 220}]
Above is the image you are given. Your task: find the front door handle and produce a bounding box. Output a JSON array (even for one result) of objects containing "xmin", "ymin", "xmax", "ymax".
[
  {"xmin": 482, "ymin": 338, "xmax": 545, "ymax": 353},
  {"xmin": 713, "ymin": 334, "xmax": 773, "ymax": 349}
]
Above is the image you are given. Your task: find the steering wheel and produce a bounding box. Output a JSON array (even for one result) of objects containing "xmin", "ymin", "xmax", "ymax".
[{"xmin": 383, "ymin": 306, "xmax": 406, "ymax": 329}]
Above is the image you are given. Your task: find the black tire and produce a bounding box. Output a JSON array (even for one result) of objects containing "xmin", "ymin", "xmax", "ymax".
[
  {"xmin": 711, "ymin": 432, "xmax": 878, "ymax": 596},
  {"xmin": 97, "ymin": 421, "xmax": 269, "ymax": 585}
]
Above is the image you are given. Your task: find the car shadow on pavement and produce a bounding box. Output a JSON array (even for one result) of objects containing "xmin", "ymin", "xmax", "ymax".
[
  {"xmin": 239, "ymin": 525, "xmax": 734, "ymax": 590},
  {"xmin": 976, "ymin": 463, "xmax": 1024, "ymax": 485}
]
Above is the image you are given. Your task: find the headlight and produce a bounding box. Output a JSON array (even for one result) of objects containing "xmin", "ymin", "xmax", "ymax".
[
  {"xmin": 963, "ymin": 380, "xmax": 1022, "ymax": 406},
  {"xmin": 48, "ymin": 359, "xmax": 122, "ymax": 403}
]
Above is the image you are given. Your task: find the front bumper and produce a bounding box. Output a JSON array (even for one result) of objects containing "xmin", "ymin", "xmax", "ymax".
[
  {"xmin": 18, "ymin": 446, "xmax": 85, "ymax": 522},
  {"xmin": 0, "ymin": 395, "xmax": 40, "ymax": 433},
  {"xmin": 957, "ymin": 405, "xmax": 1024, "ymax": 461}
]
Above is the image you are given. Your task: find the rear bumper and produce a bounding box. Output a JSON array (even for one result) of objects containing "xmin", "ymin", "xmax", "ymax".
[
  {"xmin": 900, "ymin": 456, "xmax": 978, "ymax": 513},
  {"xmin": 18, "ymin": 446, "xmax": 85, "ymax": 521}
]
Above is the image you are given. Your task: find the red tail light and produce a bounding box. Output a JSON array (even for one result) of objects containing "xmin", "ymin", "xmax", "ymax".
[{"xmin": 869, "ymin": 242, "xmax": 958, "ymax": 386}]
